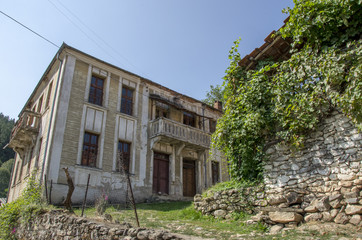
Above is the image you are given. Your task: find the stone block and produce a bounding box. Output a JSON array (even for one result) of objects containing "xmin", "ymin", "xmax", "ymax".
[
  {"xmin": 268, "ymin": 212, "xmax": 303, "ymax": 224},
  {"xmin": 288, "ymin": 180, "xmax": 298, "ymax": 186},
  {"xmin": 351, "ymin": 134, "xmax": 362, "ymax": 141},
  {"xmin": 268, "ymin": 195, "xmax": 286, "ymax": 205},
  {"xmin": 329, "ymin": 200, "xmax": 342, "ymax": 209},
  {"xmin": 341, "ymin": 187, "xmax": 352, "ymax": 194},
  {"xmin": 304, "ymin": 205, "xmax": 318, "ymax": 213},
  {"xmin": 285, "ymin": 192, "xmax": 302, "ymax": 205},
  {"xmin": 322, "ymin": 212, "xmax": 333, "ymax": 222},
  {"xmin": 330, "ymin": 209, "xmax": 339, "ymax": 218},
  {"xmin": 269, "ymin": 224, "xmax": 284, "ymax": 234},
  {"xmin": 213, "ymin": 210, "xmax": 227, "ymax": 218},
  {"xmin": 334, "ymin": 213, "xmax": 349, "ymax": 224},
  {"xmin": 340, "ymin": 181, "xmax": 353, "ymax": 188},
  {"xmin": 345, "ymin": 198, "xmax": 359, "ymax": 204},
  {"xmin": 291, "ymin": 164, "xmax": 300, "ymax": 171},
  {"xmin": 338, "ymin": 174, "xmax": 355, "ymax": 181},
  {"xmin": 329, "ymin": 194, "xmax": 342, "ymax": 202},
  {"xmin": 345, "ymin": 205, "xmax": 362, "ymax": 215},
  {"xmin": 277, "ymin": 176, "xmax": 290, "ymax": 185},
  {"xmin": 304, "ymin": 213, "xmax": 322, "ymax": 222},
  {"xmin": 349, "ymin": 215, "xmax": 362, "ymax": 226},
  {"xmin": 316, "ymin": 197, "xmax": 331, "ymax": 212},
  {"xmin": 344, "ymin": 192, "xmax": 358, "ymax": 199}
]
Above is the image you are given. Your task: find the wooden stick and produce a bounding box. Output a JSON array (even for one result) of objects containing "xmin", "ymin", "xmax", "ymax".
[
  {"xmin": 81, "ymin": 174, "xmax": 91, "ymax": 217},
  {"xmin": 62, "ymin": 167, "xmax": 74, "ymax": 211},
  {"xmin": 44, "ymin": 174, "xmax": 48, "ymax": 203}
]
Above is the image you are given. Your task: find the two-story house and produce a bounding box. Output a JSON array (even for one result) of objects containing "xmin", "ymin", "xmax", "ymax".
[{"xmin": 7, "ymin": 43, "xmax": 228, "ymax": 204}]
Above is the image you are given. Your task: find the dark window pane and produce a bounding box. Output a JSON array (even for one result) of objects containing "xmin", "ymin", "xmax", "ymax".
[
  {"xmin": 121, "ymin": 87, "xmax": 133, "ymax": 115},
  {"xmin": 81, "ymin": 132, "xmax": 98, "ymax": 167},
  {"xmin": 89, "ymin": 76, "xmax": 104, "ymax": 106},
  {"xmin": 84, "ymin": 133, "xmax": 90, "ymax": 143},
  {"xmin": 117, "ymin": 141, "xmax": 131, "ymax": 173},
  {"xmin": 97, "ymin": 79, "xmax": 104, "ymax": 87},
  {"xmin": 183, "ymin": 112, "xmax": 195, "ymax": 127}
]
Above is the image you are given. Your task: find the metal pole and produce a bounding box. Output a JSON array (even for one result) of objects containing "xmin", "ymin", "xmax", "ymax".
[
  {"xmin": 49, "ymin": 179, "xmax": 53, "ymax": 204},
  {"xmin": 81, "ymin": 174, "xmax": 91, "ymax": 217}
]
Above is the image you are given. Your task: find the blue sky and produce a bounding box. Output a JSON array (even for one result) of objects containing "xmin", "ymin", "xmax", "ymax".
[{"xmin": 0, "ymin": 0, "xmax": 292, "ymax": 119}]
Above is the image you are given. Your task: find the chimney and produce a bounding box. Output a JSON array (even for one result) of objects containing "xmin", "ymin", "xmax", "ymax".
[{"xmin": 213, "ymin": 101, "xmax": 222, "ymax": 111}]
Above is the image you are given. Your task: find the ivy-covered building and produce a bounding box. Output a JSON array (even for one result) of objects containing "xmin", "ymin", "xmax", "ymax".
[{"xmin": 7, "ymin": 43, "xmax": 228, "ymax": 204}]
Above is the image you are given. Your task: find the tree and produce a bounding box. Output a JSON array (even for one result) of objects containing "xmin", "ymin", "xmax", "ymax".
[
  {"xmin": 1, "ymin": 158, "xmax": 14, "ymax": 173},
  {"xmin": 202, "ymin": 84, "xmax": 225, "ymax": 107},
  {"xmin": 213, "ymin": 0, "xmax": 362, "ymax": 181},
  {"xmin": 0, "ymin": 113, "xmax": 15, "ymax": 164},
  {"xmin": 0, "ymin": 159, "xmax": 14, "ymax": 198},
  {"xmin": 0, "ymin": 168, "xmax": 10, "ymax": 198}
]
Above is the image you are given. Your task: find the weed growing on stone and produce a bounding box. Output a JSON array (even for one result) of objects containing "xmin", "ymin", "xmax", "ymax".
[{"xmin": 95, "ymin": 193, "xmax": 109, "ymax": 216}]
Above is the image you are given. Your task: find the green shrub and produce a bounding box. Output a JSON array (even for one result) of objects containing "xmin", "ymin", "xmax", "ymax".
[
  {"xmin": 202, "ymin": 180, "xmax": 259, "ymax": 197},
  {"xmin": 0, "ymin": 175, "xmax": 44, "ymax": 240}
]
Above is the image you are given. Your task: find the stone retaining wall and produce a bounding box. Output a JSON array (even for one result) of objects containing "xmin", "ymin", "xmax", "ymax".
[
  {"xmin": 194, "ymin": 187, "xmax": 264, "ymax": 219},
  {"xmin": 16, "ymin": 210, "xmax": 183, "ymax": 240},
  {"xmin": 195, "ymin": 112, "xmax": 362, "ymax": 228}
]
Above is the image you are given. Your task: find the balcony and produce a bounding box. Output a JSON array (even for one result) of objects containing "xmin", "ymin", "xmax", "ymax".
[
  {"xmin": 149, "ymin": 117, "xmax": 211, "ymax": 150},
  {"xmin": 8, "ymin": 110, "xmax": 41, "ymax": 157}
]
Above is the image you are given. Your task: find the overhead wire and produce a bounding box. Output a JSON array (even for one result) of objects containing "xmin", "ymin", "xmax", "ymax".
[
  {"xmin": 47, "ymin": 0, "xmax": 151, "ymax": 79},
  {"xmin": 0, "ymin": 10, "xmax": 59, "ymax": 48}
]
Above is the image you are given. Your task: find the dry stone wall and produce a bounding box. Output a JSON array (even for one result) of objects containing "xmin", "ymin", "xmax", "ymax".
[
  {"xmin": 16, "ymin": 210, "xmax": 184, "ymax": 240},
  {"xmin": 195, "ymin": 111, "xmax": 362, "ymax": 228}
]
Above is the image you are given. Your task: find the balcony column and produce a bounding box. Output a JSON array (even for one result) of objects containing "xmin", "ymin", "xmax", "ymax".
[
  {"xmin": 197, "ymin": 149, "xmax": 209, "ymax": 192},
  {"xmin": 171, "ymin": 143, "xmax": 185, "ymax": 197}
]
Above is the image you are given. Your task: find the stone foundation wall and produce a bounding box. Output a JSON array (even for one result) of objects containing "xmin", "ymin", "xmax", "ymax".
[
  {"xmin": 193, "ymin": 187, "xmax": 264, "ymax": 219},
  {"xmin": 194, "ymin": 112, "xmax": 362, "ymax": 227},
  {"xmin": 264, "ymin": 111, "xmax": 361, "ymax": 199},
  {"xmin": 16, "ymin": 210, "xmax": 183, "ymax": 240}
]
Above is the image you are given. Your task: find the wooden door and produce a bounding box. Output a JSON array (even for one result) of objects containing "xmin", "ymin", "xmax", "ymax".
[
  {"xmin": 212, "ymin": 161, "xmax": 220, "ymax": 185},
  {"xmin": 153, "ymin": 152, "xmax": 169, "ymax": 194},
  {"xmin": 183, "ymin": 160, "xmax": 196, "ymax": 197}
]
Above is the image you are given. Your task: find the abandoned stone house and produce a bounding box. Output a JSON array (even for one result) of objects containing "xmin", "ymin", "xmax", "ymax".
[{"xmin": 7, "ymin": 43, "xmax": 228, "ymax": 204}]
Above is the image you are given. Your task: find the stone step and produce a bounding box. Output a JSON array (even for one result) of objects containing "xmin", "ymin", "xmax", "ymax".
[{"xmin": 258, "ymin": 206, "xmax": 305, "ymax": 214}]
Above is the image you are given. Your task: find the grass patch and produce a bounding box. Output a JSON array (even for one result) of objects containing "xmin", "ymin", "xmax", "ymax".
[{"xmin": 74, "ymin": 201, "xmax": 268, "ymax": 240}]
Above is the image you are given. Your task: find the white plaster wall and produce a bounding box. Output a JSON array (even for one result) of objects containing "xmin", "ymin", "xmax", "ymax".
[{"xmin": 47, "ymin": 55, "xmax": 75, "ymax": 183}]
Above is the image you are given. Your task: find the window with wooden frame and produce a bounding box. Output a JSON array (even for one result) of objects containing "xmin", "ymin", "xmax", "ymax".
[
  {"xmin": 88, "ymin": 75, "xmax": 104, "ymax": 106},
  {"xmin": 117, "ymin": 141, "xmax": 131, "ymax": 173},
  {"xmin": 37, "ymin": 96, "xmax": 43, "ymax": 113},
  {"xmin": 27, "ymin": 106, "xmax": 36, "ymax": 126},
  {"xmin": 45, "ymin": 81, "xmax": 53, "ymax": 108},
  {"xmin": 183, "ymin": 112, "xmax": 195, "ymax": 127},
  {"xmin": 120, "ymin": 87, "xmax": 134, "ymax": 115},
  {"xmin": 12, "ymin": 161, "xmax": 19, "ymax": 185},
  {"xmin": 35, "ymin": 137, "xmax": 43, "ymax": 168},
  {"xmin": 209, "ymin": 119, "xmax": 217, "ymax": 133},
  {"xmin": 81, "ymin": 132, "xmax": 99, "ymax": 167},
  {"xmin": 27, "ymin": 147, "xmax": 35, "ymax": 173}
]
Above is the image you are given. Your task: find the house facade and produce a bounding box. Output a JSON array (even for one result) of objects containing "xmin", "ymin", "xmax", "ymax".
[{"xmin": 7, "ymin": 44, "xmax": 228, "ymax": 204}]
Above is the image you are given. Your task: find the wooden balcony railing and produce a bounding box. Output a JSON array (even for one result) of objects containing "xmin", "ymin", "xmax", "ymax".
[{"xmin": 149, "ymin": 117, "xmax": 211, "ymax": 149}]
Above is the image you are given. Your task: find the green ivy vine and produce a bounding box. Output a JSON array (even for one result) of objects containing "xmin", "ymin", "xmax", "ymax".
[{"xmin": 213, "ymin": 0, "xmax": 362, "ymax": 181}]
